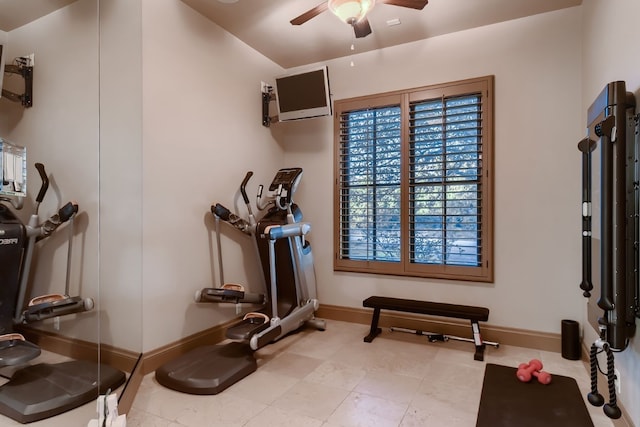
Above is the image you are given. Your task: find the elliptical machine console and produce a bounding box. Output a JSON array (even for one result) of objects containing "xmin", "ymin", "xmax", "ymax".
[{"xmin": 262, "ymin": 167, "xmax": 303, "ymax": 211}]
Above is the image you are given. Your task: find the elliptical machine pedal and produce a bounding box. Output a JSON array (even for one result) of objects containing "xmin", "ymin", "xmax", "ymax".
[{"xmin": 0, "ymin": 333, "xmax": 40, "ymax": 367}]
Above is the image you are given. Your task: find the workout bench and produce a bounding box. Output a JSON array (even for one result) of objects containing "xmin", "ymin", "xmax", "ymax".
[{"xmin": 362, "ymin": 296, "xmax": 498, "ymax": 361}]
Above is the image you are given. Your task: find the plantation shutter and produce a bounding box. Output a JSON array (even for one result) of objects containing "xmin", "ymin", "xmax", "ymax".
[
  {"xmin": 409, "ymin": 94, "xmax": 483, "ymax": 267},
  {"xmin": 337, "ymin": 104, "xmax": 402, "ymax": 263},
  {"xmin": 333, "ymin": 75, "xmax": 493, "ymax": 282}
]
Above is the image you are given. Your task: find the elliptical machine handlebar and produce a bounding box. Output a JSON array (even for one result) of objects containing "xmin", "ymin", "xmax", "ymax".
[
  {"xmin": 27, "ymin": 161, "xmax": 79, "ymax": 239},
  {"xmin": 240, "ymin": 172, "xmax": 253, "ymax": 206},
  {"xmin": 34, "ymin": 163, "xmax": 49, "ymax": 206},
  {"xmin": 240, "ymin": 171, "xmax": 256, "ymax": 223}
]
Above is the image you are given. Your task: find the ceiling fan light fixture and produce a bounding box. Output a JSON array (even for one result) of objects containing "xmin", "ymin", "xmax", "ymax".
[{"xmin": 328, "ymin": 0, "xmax": 375, "ymax": 24}]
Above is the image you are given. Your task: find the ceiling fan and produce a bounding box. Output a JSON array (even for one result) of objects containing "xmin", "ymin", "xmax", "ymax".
[{"xmin": 290, "ymin": 0, "xmax": 429, "ymax": 39}]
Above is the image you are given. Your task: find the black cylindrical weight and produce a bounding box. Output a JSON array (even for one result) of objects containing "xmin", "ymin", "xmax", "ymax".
[{"xmin": 561, "ymin": 319, "xmax": 581, "ymax": 360}]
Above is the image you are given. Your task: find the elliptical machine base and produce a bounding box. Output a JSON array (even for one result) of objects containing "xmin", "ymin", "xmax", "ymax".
[
  {"xmin": 0, "ymin": 360, "xmax": 125, "ymax": 424},
  {"xmin": 155, "ymin": 342, "xmax": 256, "ymax": 395}
]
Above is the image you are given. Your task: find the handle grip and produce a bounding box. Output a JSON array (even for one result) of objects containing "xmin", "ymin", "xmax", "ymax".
[
  {"xmin": 58, "ymin": 201, "xmax": 78, "ymax": 223},
  {"xmin": 267, "ymin": 222, "xmax": 311, "ymax": 240},
  {"xmin": 212, "ymin": 203, "xmax": 231, "ymax": 221},
  {"xmin": 34, "ymin": 163, "xmax": 49, "ymax": 203},
  {"xmin": 211, "ymin": 203, "xmax": 251, "ymax": 235}
]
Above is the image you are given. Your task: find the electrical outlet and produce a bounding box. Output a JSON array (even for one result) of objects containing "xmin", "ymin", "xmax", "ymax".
[
  {"xmin": 54, "ymin": 316, "xmax": 60, "ymax": 331},
  {"xmin": 27, "ymin": 53, "xmax": 34, "ymax": 66},
  {"xmin": 614, "ymin": 368, "xmax": 621, "ymax": 395},
  {"xmin": 261, "ymin": 81, "xmax": 271, "ymax": 94}
]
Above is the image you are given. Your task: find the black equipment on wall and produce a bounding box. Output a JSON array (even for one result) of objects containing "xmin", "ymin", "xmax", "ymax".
[
  {"xmin": 578, "ymin": 80, "xmax": 639, "ymax": 419},
  {"xmin": 581, "ymin": 81, "xmax": 638, "ymax": 348},
  {"xmin": 3, "ymin": 57, "xmax": 33, "ymax": 108}
]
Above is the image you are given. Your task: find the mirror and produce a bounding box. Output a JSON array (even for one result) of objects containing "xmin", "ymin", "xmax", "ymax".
[{"xmin": 0, "ymin": 0, "xmax": 142, "ymax": 422}]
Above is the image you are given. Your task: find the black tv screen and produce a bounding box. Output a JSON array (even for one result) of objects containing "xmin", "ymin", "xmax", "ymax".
[{"xmin": 275, "ymin": 65, "xmax": 332, "ymax": 121}]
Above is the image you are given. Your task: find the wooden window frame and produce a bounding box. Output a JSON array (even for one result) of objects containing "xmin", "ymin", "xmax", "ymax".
[{"xmin": 333, "ymin": 76, "xmax": 494, "ymax": 282}]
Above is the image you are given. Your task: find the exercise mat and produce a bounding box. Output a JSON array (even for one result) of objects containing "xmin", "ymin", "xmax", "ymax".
[{"xmin": 476, "ymin": 363, "xmax": 594, "ymax": 427}]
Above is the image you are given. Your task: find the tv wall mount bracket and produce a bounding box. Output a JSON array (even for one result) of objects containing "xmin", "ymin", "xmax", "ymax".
[
  {"xmin": 262, "ymin": 83, "xmax": 276, "ymax": 127},
  {"xmin": 3, "ymin": 58, "xmax": 33, "ymax": 108}
]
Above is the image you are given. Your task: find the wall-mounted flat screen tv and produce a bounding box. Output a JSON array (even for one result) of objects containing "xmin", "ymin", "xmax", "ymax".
[{"xmin": 275, "ymin": 65, "xmax": 332, "ymax": 122}]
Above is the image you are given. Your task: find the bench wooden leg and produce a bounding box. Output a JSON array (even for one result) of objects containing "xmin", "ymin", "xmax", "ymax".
[{"xmin": 364, "ymin": 308, "xmax": 382, "ymax": 343}]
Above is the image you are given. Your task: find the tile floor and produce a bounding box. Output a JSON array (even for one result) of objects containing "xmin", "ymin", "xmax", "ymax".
[
  {"xmin": 125, "ymin": 320, "xmax": 616, "ymax": 427},
  {"xmin": 0, "ymin": 319, "xmax": 617, "ymax": 426}
]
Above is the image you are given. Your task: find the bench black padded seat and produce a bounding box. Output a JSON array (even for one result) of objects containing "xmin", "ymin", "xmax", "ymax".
[{"xmin": 363, "ymin": 296, "xmax": 491, "ymax": 361}]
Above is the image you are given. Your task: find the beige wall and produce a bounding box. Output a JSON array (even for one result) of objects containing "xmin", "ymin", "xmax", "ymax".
[
  {"xmin": 99, "ymin": 0, "xmax": 143, "ymax": 352},
  {"xmin": 139, "ymin": 0, "xmax": 284, "ymax": 352},
  {"xmin": 581, "ymin": 1, "xmax": 640, "ymax": 424},
  {"xmin": 282, "ymin": 7, "xmax": 584, "ymax": 333}
]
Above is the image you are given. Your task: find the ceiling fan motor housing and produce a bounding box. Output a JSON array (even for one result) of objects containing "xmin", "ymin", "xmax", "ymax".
[{"xmin": 328, "ymin": 0, "xmax": 375, "ymax": 24}]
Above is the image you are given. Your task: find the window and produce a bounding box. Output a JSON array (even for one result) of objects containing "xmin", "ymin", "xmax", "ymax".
[{"xmin": 334, "ymin": 76, "xmax": 494, "ymax": 282}]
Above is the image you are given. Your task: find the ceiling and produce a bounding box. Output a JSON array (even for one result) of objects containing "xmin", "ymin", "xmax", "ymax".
[
  {"xmin": 0, "ymin": 0, "xmax": 79, "ymax": 32},
  {"xmin": 0, "ymin": 0, "xmax": 583, "ymax": 69},
  {"xmin": 181, "ymin": 0, "xmax": 582, "ymax": 69}
]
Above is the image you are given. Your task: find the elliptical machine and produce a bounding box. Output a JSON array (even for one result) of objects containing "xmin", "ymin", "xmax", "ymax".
[
  {"xmin": 12, "ymin": 163, "xmax": 94, "ymax": 324},
  {"xmin": 156, "ymin": 167, "xmax": 325, "ymax": 395},
  {"xmin": 0, "ymin": 162, "xmax": 77, "ymax": 367},
  {"xmin": 0, "ymin": 157, "xmax": 125, "ymax": 423}
]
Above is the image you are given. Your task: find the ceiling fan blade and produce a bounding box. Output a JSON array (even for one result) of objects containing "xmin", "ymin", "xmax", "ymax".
[
  {"xmin": 353, "ymin": 18, "xmax": 372, "ymax": 38},
  {"xmin": 377, "ymin": 0, "xmax": 429, "ymax": 10},
  {"xmin": 290, "ymin": 2, "xmax": 329, "ymax": 25}
]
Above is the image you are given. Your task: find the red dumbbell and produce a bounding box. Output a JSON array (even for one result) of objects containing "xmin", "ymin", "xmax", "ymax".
[{"xmin": 516, "ymin": 359, "xmax": 552, "ymax": 384}]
